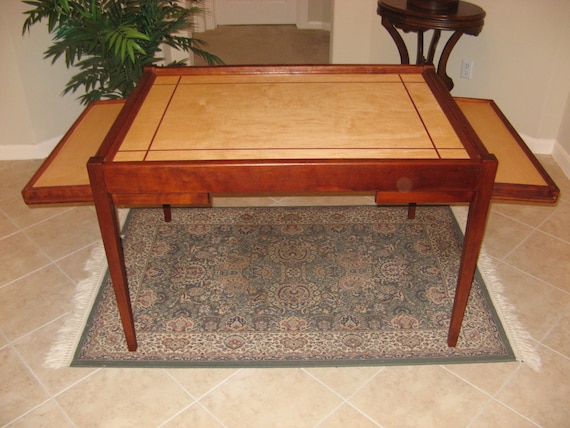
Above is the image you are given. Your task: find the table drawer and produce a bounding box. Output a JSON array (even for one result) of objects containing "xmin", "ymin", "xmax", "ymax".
[{"xmin": 455, "ymin": 97, "xmax": 559, "ymax": 203}]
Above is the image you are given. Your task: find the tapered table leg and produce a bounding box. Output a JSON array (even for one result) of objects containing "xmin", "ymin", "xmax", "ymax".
[
  {"xmin": 448, "ymin": 157, "xmax": 497, "ymax": 346},
  {"xmin": 87, "ymin": 158, "xmax": 137, "ymax": 351}
]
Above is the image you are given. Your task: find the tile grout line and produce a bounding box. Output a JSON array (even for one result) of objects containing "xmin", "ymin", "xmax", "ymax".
[
  {"xmin": 491, "ymin": 203, "xmax": 569, "ymax": 263},
  {"xmin": 0, "ymin": 255, "xmax": 53, "ymax": 290},
  {"xmin": 496, "ymin": 258, "xmax": 570, "ymax": 298},
  {"xmin": 8, "ymin": 313, "xmax": 69, "ymax": 346},
  {"xmin": 537, "ymin": 337, "xmax": 570, "ymax": 362},
  {"xmin": 441, "ymin": 364, "xmax": 542, "ymax": 427},
  {"xmin": 302, "ymin": 366, "xmax": 387, "ymax": 427},
  {"xmin": 12, "ymin": 205, "xmax": 78, "ymax": 234},
  {"xmin": 3, "ymin": 227, "xmax": 102, "ymax": 290},
  {"xmin": 1, "ymin": 342, "xmax": 81, "ymax": 428},
  {"xmin": 0, "ymin": 227, "xmax": 98, "ymax": 289},
  {"xmin": 160, "ymin": 367, "xmax": 243, "ymax": 427},
  {"xmin": 0, "ymin": 203, "xmax": 74, "ymax": 288},
  {"xmin": 156, "ymin": 369, "xmax": 221, "ymax": 428},
  {"xmin": 156, "ymin": 400, "xmax": 228, "ymax": 428},
  {"xmin": 534, "ymin": 303, "xmax": 570, "ymax": 345}
]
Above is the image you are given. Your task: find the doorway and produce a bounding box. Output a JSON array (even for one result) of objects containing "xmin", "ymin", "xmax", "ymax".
[{"xmin": 214, "ymin": 0, "xmax": 297, "ymax": 25}]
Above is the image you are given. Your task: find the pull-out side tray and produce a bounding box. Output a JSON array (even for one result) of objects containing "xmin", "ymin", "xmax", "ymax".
[
  {"xmin": 22, "ymin": 100, "xmax": 126, "ymax": 204},
  {"xmin": 455, "ymin": 97, "xmax": 559, "ymax": 203}
]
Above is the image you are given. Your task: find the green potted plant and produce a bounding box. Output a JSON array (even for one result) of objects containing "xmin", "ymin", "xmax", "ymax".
[{"xmin": 22, "ymin": 0, "xmax": 223, "ymax": 105}]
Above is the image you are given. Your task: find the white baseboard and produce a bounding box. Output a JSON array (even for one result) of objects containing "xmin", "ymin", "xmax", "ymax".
[
  {"xmin": 0, "ymin": 136, "xmax": 61, "ymax": 160},
  {"xmin": 553, "ymin": 141, "xmax": 570, "ymax": 179},
  {"xmin": 296, "ymin": 0, "xmax": 331, "ymax": 32},
  {"xmin": 520, "ymin": 133, "xmax": 570, "ymax": 179},
  {"xmin": 297, "ymin": 21, "xmax": 331, "ymax": 31},
  {"xmin": 520, "ymin": 133, "xmax": 556, "ymax": 155}
]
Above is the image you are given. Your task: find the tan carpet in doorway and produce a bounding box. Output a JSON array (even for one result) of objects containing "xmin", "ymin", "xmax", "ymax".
[{"xmin": 193, "ymin": 25, "xmax": 330, "ymax": 65}]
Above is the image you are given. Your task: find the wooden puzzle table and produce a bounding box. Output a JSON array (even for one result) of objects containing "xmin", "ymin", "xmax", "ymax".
[{"xmin": 23, "ymin": 65, "xmax": 559, "ymax": 352}]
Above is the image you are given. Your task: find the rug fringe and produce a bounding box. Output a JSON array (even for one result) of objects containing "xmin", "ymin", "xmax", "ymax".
[
  {"xmin": 451, "ymin": 206, "xmax": 541, "ymax": 372},
  {"xmin": 44, "ymin": 209, "xmax": 128, "ymax": 369},
  {"xmin": 44, "ymin": 244, "xmax": 108, "ymax": 369}
]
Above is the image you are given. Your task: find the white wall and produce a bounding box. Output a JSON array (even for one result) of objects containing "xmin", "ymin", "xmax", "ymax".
[
  {"xmin": 331, "ymin": 0, "xmax": 570, "ymax": 165},
  {"xmin": 0, "ymin": 6, "xmax": 35, "ymax": 152},
  {"xmin": 308, "ymin": 0, "xmax": 331, "ymax": 23},
  {"xmin": 298, "ymin": 0, "xmax": 332, "ymax": 30},
  {"xmin": 0, "ymin": 2, "xmax": 85, "ymax": 159},
  {"xmin": 448, "ymin": 0, "xmax": 570, "ymax": 146},
  {"xmin": 555, "ymin": 94, "xmax": 570, "ymax": 174}
]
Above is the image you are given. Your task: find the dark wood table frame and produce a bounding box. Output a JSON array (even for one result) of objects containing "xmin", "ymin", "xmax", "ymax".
[
  {"xmin": 377, "ymin": 0, "xmax": 485, "ymax": 90},
  {"xmin": 84, "ymin": 64, "xmax": 498, "ymax": 352}
]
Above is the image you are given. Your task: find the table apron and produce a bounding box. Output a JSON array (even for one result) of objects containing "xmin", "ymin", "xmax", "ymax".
[{"xmin": 99, "ymin": 162, "xmax": 484, "ymax": 195}]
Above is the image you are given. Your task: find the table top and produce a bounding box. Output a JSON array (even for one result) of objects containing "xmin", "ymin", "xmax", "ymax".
[
  {"xmin": 103, "ymin": 65, "xmax": 478, "ymax": 164},
  {"xmin": 22, "ymin": 66, "xmax": 557, "ymax": 216}
]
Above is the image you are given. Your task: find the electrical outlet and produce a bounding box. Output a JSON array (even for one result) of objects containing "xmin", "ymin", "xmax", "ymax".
[{"xmin": 460, "ymin": 59, "xmax": 474, "ymax": 79}]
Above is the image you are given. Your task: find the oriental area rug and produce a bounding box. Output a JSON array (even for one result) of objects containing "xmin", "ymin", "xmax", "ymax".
[{"xmin": 48, "ymin": 206, "xmax": 537, "ymax": 368}]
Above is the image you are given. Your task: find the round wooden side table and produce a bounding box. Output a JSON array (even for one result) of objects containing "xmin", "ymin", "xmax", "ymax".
[{"xmin": 377, "ymin": 0, "xmax": 485, "ymax": 90}]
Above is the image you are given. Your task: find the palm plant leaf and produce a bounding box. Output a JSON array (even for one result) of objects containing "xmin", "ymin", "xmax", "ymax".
[{"xmin": 23, "ymin": 0, "xmax": 223, "ymax": 104}]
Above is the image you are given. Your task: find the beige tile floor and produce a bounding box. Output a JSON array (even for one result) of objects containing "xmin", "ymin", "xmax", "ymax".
[{"xmin": 0, "ymin": 155, "xmax": 569, "ymax": 428}]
